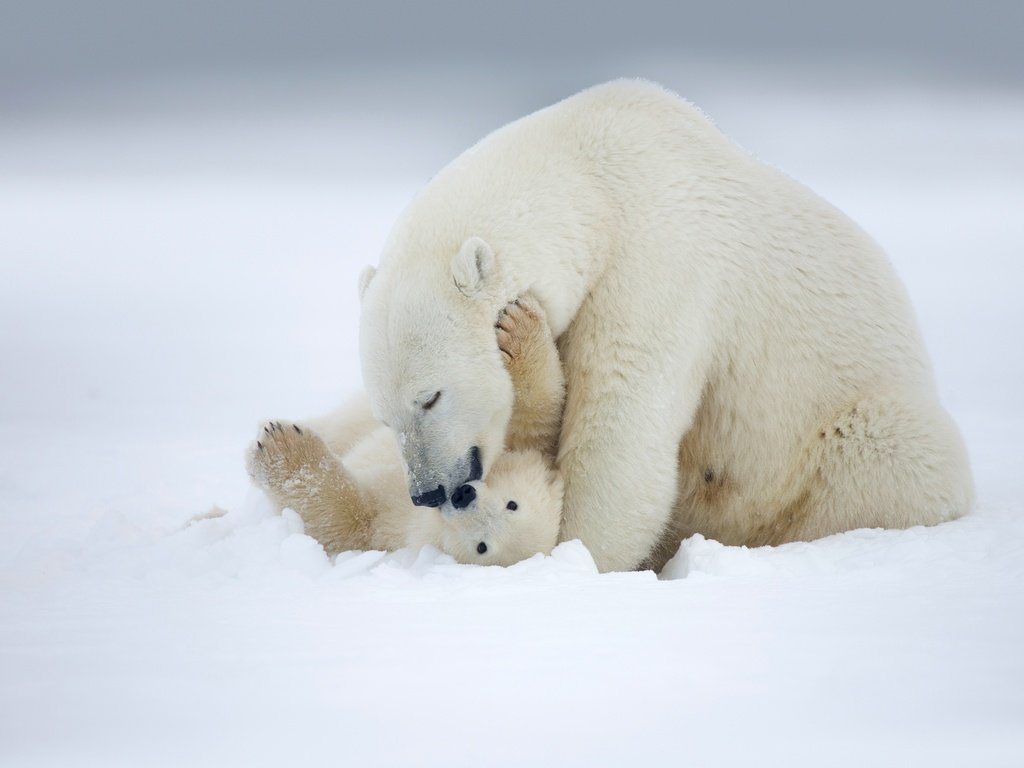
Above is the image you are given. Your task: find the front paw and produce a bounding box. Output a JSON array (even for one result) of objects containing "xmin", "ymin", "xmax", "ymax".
[
  {"xmin": 246, "ymin": 420, "xmax": 333, "ymax": 497},
  {"xmin": 496, "ymin": 295, "xmax": 551, "ymax": 366}
]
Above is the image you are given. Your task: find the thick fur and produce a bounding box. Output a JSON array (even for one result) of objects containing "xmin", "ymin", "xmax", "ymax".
[
  {"xmin": 247, "ymin": 297, "xmax": 565, "ymax": 566},
  {"xmin": 358, "ymin": 79, "xmax": 974, "ymax": 573}
]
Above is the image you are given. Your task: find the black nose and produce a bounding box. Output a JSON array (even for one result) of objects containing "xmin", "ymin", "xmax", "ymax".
[
  {"xmin": 451, "ymin": 484, "xmax": 477, "ymax": 510},
  {"xmin": 411, "ymin": 485, "xmax": 446, "ymax": 508}
]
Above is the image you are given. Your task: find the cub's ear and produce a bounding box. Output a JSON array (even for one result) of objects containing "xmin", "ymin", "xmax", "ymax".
[
  {"xmin": 358, "ymin": 265, "xmax": 377, "ymax": 301},
  {"xmin": 451, "ymin": 237, "xmax": 494, "ymax": 298}
]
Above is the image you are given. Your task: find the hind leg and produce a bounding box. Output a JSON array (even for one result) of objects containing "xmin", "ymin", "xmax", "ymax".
[
  {"xmin": 304, "ymin": 393, "xmax": 380, "ymax": 456},
  {"xmin": 792, "ymin": 391, "xmax": 974, "ymax": 540},
  {"xmin": 246, "ymin": 420, "xmax": 373, "ymax": 553}
]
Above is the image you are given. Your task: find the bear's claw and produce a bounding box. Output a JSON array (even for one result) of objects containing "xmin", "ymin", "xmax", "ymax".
[{"xmin": 246, "ymin": 419, "xmax": 331, "ymax": 494}]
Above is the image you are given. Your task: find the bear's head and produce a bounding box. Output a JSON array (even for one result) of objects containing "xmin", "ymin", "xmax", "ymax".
[
  {"xmin": 433, "ymin": 449, "xmax": 563, "ymax": 566},
  {"xmin": 359, "ymin": 236, "xmax": 516, "ymax": 508}
]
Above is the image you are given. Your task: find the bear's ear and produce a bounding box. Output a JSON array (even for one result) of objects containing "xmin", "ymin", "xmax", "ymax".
[
  {"xmin": 358, "ymin": 265, "xmax": 377, "ymax": 301},
  {"xmin": 451, "ymin": 237, "xmax": 494, "ymax": 298}
]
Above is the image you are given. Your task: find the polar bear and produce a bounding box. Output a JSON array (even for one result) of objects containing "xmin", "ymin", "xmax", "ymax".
[
  {"xmin": 247, "ymin": 298, "xmax": 565, "ymax": 566},
  {"xmin": 356, "ymin": 78, "xmax": 974, "ymax": 573}
]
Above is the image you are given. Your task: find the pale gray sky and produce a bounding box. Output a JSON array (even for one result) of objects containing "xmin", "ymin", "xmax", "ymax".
[{"xmin": 3, "ymin": 0, "xmax": 1022, "ymax": 106}]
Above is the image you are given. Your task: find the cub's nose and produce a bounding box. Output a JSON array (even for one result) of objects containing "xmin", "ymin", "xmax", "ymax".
[
  {"xmin": 411, "ymin": 485, "xmax": 446, "ymax": 508},
  {"xmin": 450, "ymin": 484, "xmax": 477, "ymax": 510}
]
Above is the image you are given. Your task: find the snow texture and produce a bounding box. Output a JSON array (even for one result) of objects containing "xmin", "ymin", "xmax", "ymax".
[{"xmin": 1, "ymin": 72, "xmax": 1023, "ymax": 766}]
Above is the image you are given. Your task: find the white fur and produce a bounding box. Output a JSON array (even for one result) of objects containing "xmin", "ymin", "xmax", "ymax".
[{"xmin": 359, "ymin": 79, "xmax": 974, "ymax": 572}]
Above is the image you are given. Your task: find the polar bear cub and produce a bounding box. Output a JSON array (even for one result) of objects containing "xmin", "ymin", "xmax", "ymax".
[{"xmin": 247, "ymin": 298, "xmax": 565, "ymax": 566}]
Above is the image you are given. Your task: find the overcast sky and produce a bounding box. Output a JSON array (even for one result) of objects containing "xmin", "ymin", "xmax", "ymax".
[{"xmin": 3, "ymin": 0, "xmax": 1023, "ymax": 106}]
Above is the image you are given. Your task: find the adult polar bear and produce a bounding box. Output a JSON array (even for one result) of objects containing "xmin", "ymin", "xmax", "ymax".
[{"xmin": 357, "ymin": 79, "xmax": 973, "ymax": 572}]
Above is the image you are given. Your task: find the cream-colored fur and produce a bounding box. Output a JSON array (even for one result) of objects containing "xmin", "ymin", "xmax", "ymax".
[
  {"xmin": 357, "ymin": 79, "xmax": 974, "ymax": 572},
  {"xmin": 247, "ymin": 297, "xmax": 565, "ymax": 566}
]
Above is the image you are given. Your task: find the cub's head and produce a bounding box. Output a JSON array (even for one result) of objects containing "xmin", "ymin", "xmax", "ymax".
[
  {"xmin": 434, "ymin": 450, "xmax": 563, "ymax": 566},
  {"xmin": 359, "ymin": 236, "xmax": 515, "ymax": 509}
]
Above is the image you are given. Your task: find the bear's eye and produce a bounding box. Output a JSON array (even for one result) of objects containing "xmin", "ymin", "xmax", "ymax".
[
  {"xmin": 477, "ymin": 541, "xmax": 488, "ymax": 555},
  {"xmin": 422, "ymin": 391, "xmax": 441, "ymax": 410},
  {"xmin": 506, "ymin": 500, "xmax": 518, "ymax": 511}
]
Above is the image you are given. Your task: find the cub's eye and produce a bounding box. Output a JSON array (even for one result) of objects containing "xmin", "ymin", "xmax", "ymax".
[
  {"xmin": 422, "ymin": 391, "xmax": 441, "ymax": 410},
  {"xmin": 506, "ymin": 500, "xmax": 518, "ymax": 511},
  {"xmin": 477, "ymin": 541, "xmax": 488, "ymax": 555}
]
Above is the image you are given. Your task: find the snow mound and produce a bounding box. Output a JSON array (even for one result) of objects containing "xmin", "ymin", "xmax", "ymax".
[
  {"xmin": 662, "ymin": 504, "xmax": 1024, "ymax": 582},
  {"xmin": 76, "ymin": 490, "xmax": 612, "ymax": 589}
]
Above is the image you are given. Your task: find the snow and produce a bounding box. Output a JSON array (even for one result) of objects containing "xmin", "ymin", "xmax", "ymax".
[{"xmin": 2, "ymin": 72, "xmax": 1023, "ymax": 766}]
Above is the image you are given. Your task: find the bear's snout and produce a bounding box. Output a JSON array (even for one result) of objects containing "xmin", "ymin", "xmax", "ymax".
[
  {"xmin": 451, "ymin": 484, "xmax": 477, "ymax": 510},
  {"xmin": 407, "ymin": 446, "xmax": 482, "ymax": 509}
]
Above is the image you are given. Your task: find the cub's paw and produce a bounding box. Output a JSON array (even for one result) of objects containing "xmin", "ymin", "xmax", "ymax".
[
  {"xmin": 245, "ymin": 421, "xmax": 335, "ymax": 499},
  {"xmin": 496, "ymin": 295, "xmax": 552, "ymax": 367}
]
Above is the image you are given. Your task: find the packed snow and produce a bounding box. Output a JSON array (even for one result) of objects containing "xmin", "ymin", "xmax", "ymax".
[{"xmin": 1, "ymin": 70, "xmax": 1023, "ymax": 766}]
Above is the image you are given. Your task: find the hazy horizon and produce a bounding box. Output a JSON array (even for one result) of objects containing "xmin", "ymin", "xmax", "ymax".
[{"xmin": 4, "ymin": 0, "xmax": 1023, "ymax": 115}]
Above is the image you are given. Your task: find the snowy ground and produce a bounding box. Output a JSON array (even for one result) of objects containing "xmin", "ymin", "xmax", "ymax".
[{"xmin": 2, "ymin": 70, "xmax": 1023, "ymax": 766}]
